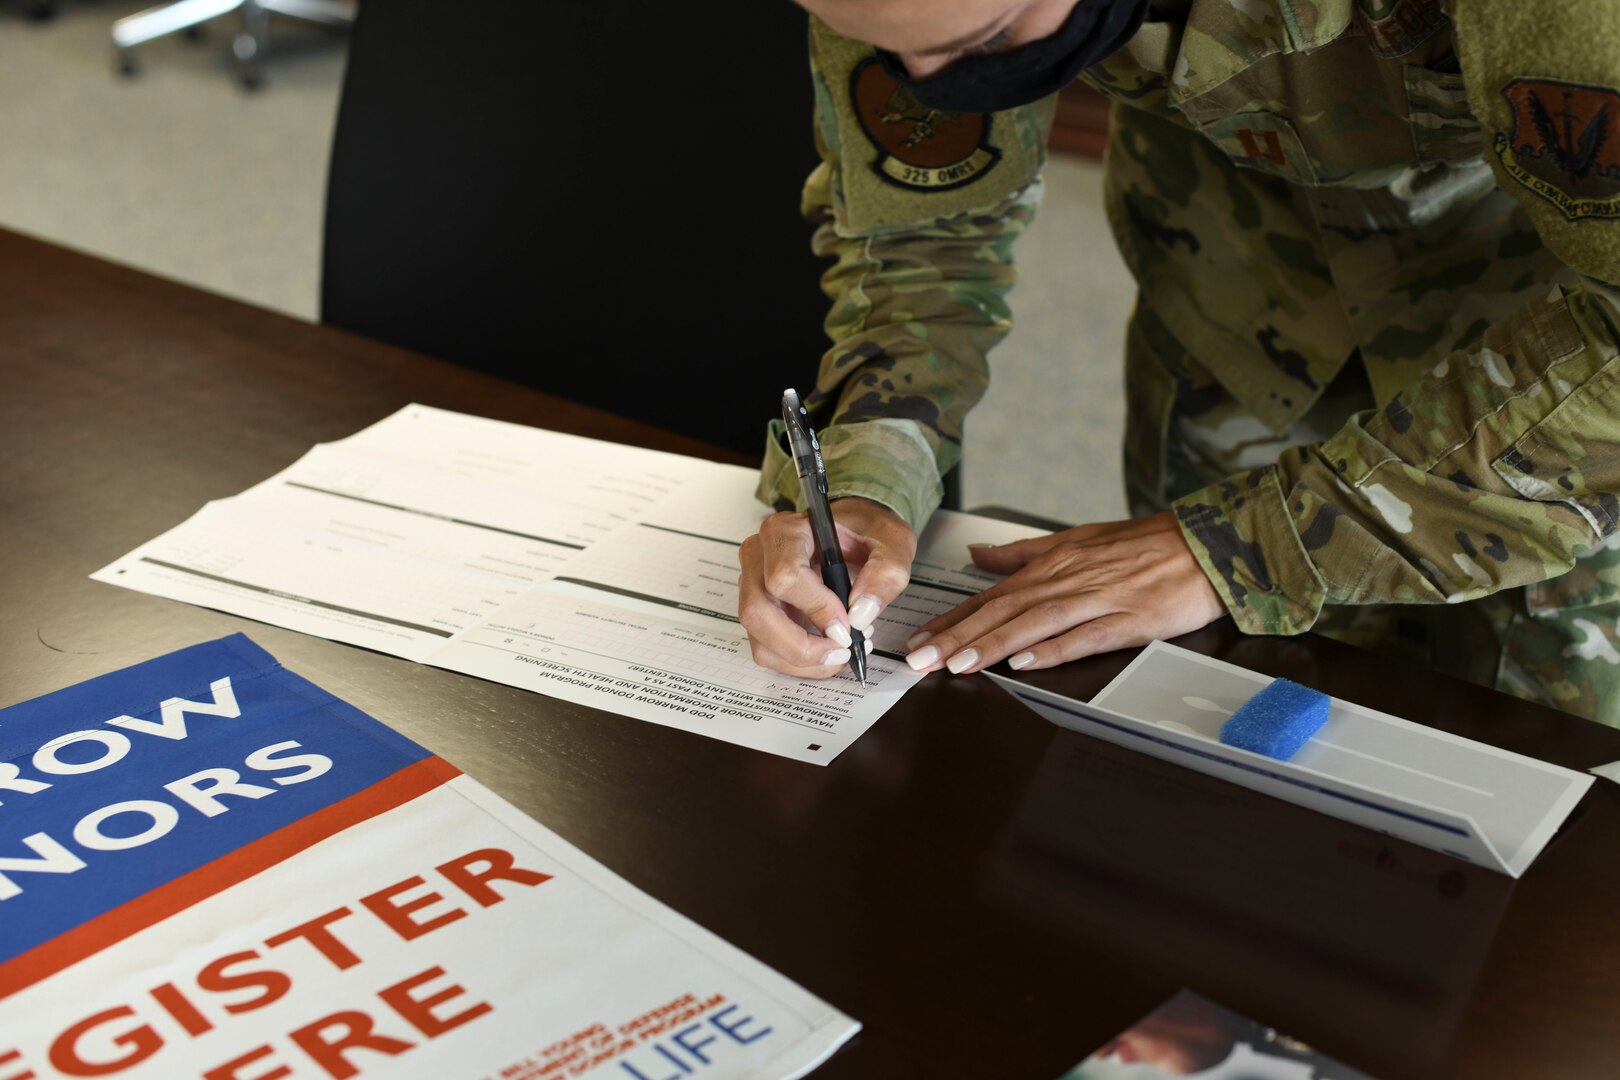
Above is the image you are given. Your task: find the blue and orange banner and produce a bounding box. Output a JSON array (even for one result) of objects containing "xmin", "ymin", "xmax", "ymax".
[
  {"xmin": 2, "ymin": 636, "xmax": 443, "ymax": 985},
  {"xmin": 0, "ymin": 637, "xmax": 854, "ymax": 1080}
]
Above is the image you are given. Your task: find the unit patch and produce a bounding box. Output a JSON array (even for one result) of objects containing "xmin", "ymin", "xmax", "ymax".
[
  {"xmin": 1496, "ymin": 78, "xmax": 1620, "ymax": 221},
  {"xmin": 1353, "ymin": 0, "xmax": 1449, "ymax": 59},
  {"xmin": 850, "ymin": 59, "xmax": 1001, "ymax": 192}
]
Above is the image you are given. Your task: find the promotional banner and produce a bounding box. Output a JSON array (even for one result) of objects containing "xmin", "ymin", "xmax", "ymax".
[{"xmin": 0, "ymin": 635, "xmax": 856, "ymax": 1079}]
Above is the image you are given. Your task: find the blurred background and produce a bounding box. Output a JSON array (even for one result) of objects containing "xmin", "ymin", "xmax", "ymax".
[{"xmin": 0, "ymin": 1, "xmax": 1133, "ymax": 527}]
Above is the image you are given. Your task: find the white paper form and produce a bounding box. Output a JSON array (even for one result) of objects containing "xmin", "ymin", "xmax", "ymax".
[
  {"xmin": 435, "ymin": 465, "xmax": 1051, "ymax": 764},
  {"xmin": 989, "ymin": 641, "xmax": 1594, "ymax": 876},
  {"xmin": 96, "ymin": 405, "xmax": 1049, "ymax": 763},
  {"xmin": 92, "ymin": 408, "xmax": 707, "ymax": 661},
  {"xmin": 328, "ymin": 402, "xmax": 699, "ymax": 516}
]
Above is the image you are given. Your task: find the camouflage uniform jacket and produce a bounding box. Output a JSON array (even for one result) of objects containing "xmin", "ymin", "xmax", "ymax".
[{"xmin": 757, "ymin": 1, "xmax": 1620, "ymax": 637}]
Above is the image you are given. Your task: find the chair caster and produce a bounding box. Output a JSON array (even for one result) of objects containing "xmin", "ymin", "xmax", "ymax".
[{"xmin": 233, "ymin": 32, "xmax": 263, "ymax": 90}]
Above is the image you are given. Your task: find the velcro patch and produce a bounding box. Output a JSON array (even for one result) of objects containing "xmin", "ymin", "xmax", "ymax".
[
  {"xmin": 810, "ymin": 18, "xmax": 1049, "ymax": 233},
  {"xmin": 1495, "ymin": 78, "xmax": 1620, "ymax": 221},
  {"xmin": 850, "ymin": 59, "xmax": 1002, "ymax": 192}
]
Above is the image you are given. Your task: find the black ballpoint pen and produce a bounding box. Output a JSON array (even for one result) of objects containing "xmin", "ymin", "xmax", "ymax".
[{"xmin": 781, "ymin": 389, "xmax": 869, "ymax": 688}]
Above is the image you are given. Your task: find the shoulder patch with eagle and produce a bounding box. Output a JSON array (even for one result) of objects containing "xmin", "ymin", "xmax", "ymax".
[
  {"xmin": 850, "ymin": 59, "xmax": 1002, "ymax": 192},
  {"xmin": 1496, "ymin": 78, "xmax": 1620, "ymax": 222}
]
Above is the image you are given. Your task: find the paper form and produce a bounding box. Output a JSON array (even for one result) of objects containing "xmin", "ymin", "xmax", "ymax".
[
  {"xmin": 436, "ymin": 588, "xmax": 906, "ymax": 763},
  {"xmin": 95, "ymin": 405, "xmax": 1047, "ymax": 763},
  {"xmin": 93, "ymin": 437, "xmax": 680, "ymax": 662},
  {"xmin": 432, "ymin": 473, "xmax": 1044, "ymax": 762}
]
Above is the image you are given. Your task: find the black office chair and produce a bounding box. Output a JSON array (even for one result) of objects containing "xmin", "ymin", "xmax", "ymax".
[{"xmin": 322, "ymin": 4, "xmax": 822, "ymax": 457}]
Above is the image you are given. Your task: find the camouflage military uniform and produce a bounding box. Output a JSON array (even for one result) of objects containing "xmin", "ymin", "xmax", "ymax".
[{"xmin": 757, "ymin": 1, "xmax": 1620, "ymax": 724}]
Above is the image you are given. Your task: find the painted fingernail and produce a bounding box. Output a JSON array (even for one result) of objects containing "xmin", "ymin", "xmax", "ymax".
[
  {"xmin": 824, "ymin": 622, "xmax": 852, "ymax": 648},
  {"xmin": 1008, "ymin": 651, "xmax": 1036, "ymax": 670},
  {"xmin": 823, "ymin": 648, "xmax": 851, "ymax": 666},
  {"xmin": 946, "ymin": 648, "xmax": 980, "ymax": 674},
  {"xmin": 906, "ymin": 644, "xmax": 940, "ymax": 671},
  {"xmin": 907, "ymin": 630, "xmax": 933, "ymax": 650},
  {"xmin": 864, "ymin": 637, "xmax": 874, "ymax": 654},
  {"xmin": 967, "ymin": 542, "xmax": 995, "ymax": 551},
  {"xmin": 847, "ymin": 595, "xmax": 881, "ymax": 633}
]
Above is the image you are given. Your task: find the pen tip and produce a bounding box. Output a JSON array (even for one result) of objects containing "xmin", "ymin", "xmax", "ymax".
[{"xmin": 860, "ymin": 676, "xmax": 868, "ymax": 689}]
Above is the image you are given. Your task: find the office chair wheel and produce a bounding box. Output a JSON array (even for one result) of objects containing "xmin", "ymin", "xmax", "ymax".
[{"xmin": 233, "ymin": 33, "xmax": 264, "ymax": 91}]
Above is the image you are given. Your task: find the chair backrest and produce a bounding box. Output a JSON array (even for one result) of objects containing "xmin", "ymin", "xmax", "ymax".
[{"xmin": 322, "ymin": 3, "xmax": 829, "ymax": 460}]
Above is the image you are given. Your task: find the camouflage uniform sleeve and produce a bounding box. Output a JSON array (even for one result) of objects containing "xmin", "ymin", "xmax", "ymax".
[
  {"xmin": 754, "ymin": 18, "xmax": 1053, "ymax": 533},
  {"xmin": 1174, "ymin": 2, "xmax": 1620, "ymax": 634},
  {"xmin": 1175, "ymin": 284, "xmax": 1620, "ymax": 634}
]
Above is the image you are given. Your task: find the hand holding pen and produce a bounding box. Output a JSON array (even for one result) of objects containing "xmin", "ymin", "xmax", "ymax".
[{"xmin": 735, "ymin": 391, "xmax": 918, "ymax": 683}]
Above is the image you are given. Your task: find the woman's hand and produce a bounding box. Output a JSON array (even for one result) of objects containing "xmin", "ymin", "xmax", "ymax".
[
  {"xmin": 738, "ymin": 497, "xmax": 918, "ymax": 678},
  {"xmin": 905, "ymin": 511, "xmax": 1225, "ymax": 674}
]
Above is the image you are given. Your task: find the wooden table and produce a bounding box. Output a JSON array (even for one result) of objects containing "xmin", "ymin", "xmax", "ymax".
[{"xmin": 3, "ymin": 228, "xmax": 1618, "ymax": 1078}]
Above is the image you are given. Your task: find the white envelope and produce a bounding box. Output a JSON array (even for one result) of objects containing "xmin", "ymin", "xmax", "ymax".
[{"xmin": 987, "ymin": 641, "xmax": 1593, "ymax": 877}]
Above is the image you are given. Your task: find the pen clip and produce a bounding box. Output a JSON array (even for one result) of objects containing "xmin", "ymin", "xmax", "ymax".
[{"xmin": 780, "ymin": 389, "xmax": 825, "ymax": 488}]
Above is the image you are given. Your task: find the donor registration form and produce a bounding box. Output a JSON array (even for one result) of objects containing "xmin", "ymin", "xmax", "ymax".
[{"xmin": 95, "ymin": 405, "xmax": 1043, "ymax": 764}]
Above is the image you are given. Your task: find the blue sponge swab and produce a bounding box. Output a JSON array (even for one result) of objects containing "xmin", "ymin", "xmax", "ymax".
[{"xmin": 1219, "ymin": 678, "xmax": 1331, "ymax": 761}]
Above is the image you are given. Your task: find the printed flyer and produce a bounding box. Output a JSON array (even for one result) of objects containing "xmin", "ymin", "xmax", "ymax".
[
  {"xmin": 0, "ymin": 635, "xmax": 856, "ymax": 1079},
  {"xmin": 1061, "ymin": 990, "xmax": 1371, "ymax": 1079}
]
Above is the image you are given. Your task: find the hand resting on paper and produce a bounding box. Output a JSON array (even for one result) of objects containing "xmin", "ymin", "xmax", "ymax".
[
  {"xmin": 738, "ymin": 497, "xmax": 917, "ymax": 678},
  {"xmin": 905, "ymin": 511, "xmax": 1226, "ymax": 675}
]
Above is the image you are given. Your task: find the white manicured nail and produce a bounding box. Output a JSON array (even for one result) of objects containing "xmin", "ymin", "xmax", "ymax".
[
  {"xmin": 906, "ymin": 644, "xmax": 940, "ymax": 671},
  {"xmin": 1008, "ymin": 651, "xmax": 1036, "ymax": 670},
  {"xmin": 946, "ymin": 648, "xmax": 979, "ymax": 674},
  {"xmin": 967, "ymin": 542, "xmax": 995, "ymax": 550},
  {"xmin": 864, "ymin": 637, "xmax": 874, "ymax": 654},
  {"xmin": 823, "ymin": 648, "xmax": 851, "ymax": 666},
  {"xmin": 847, "ymin": 595, "xmax": 881, "ymax": 632},
  {"xmin": 907, "ymin": 630, "xmax": 933, "ymax": 650},
  {"xmin": 824, "ymin": 623, "xmax": 852, "ymax": 648}
]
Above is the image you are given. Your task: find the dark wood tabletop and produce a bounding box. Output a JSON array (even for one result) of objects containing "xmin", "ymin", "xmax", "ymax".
[{"xmin": 3, "ymin": 227, "xmax": 1618, "ymax": 1079}]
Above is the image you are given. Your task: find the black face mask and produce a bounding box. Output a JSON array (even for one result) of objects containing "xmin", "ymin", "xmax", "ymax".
[{"xmin": 876, "ymin": 0, "xmax": 1149, "ymax": 114}]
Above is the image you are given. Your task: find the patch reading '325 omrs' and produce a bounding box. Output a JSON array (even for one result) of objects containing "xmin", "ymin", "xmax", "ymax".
[{"xmin": 851, "ymin": 59, "xmax": 1001, "ymax": 192}]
